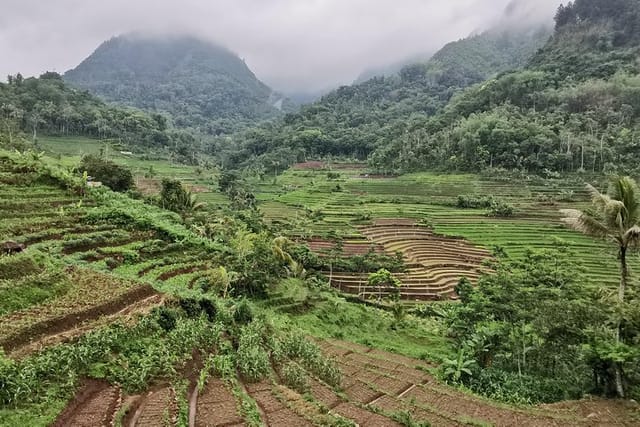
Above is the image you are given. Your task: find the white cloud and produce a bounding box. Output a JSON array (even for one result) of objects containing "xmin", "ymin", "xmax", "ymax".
[{"xmin": 0, "ymin": 0, "xmax": 562, "ymax": 93}]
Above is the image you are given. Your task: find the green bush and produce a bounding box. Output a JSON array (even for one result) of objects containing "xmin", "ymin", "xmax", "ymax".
[
  {"xmin": 236, "ymin": 323, "xmax": 271, "ymax": 382},
  {"xmin": 466, "ymin": 367, "xmax": 585, "ymax": 404},
  {"xmin": 233, "ymin": 299, "xmax": 254, "ymax": 324},
  {"xmin": 280, "ymin": 361, "xmax": 308, "ymax": 393},
  {"xmin": 77, "ymin": 155, "xmax": 133, "ymax": 192},
  {"xmin": 154, "ymin": 306, "xmax": 178, "ymax": 332}
]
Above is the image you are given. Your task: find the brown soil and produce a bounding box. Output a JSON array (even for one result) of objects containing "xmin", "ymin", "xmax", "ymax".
[
  {"xmin": 130, "ymin": 387, "xmax": 178, "ymax": 427},
  {"xmin": 292, "ymin": 161, "xmax": 325, "ymax": 170},
  {"xmin": 52, "ymin": 379, "xmax": 121, "ymax": 427},
  {"xmin": 305, "ymin": 238, "xmax": 385, "ymax": 256},
  {"xmin": 135, "ymin": 178, "xmax": 161, "ymax": 196},
  {"xmin": 320, "ymin": 338, "xmax": 640, "ymax": 427},
  {"xmin": 196, "ymin": 378, "xmax": 243, "ymax": 426},
  {"xmin": 62, "ymin": 235, "xmax": 147, "ymax": 255},
  {"xmin": 158, "ymin": 264, "xmax": 208, "ymax": 281},
  {"xmin": 245, "ymin": 381, "xmax": 314, "ymax": 426},
  {"xmin": 320, "ymin": 223, "xmax": 493, "ymax": 301},
  {"xmin": 10, "ymin": 293, "xmax": 164, "ymax": 359}
]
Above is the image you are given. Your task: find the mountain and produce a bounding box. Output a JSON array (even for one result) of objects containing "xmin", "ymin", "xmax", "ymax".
[
  {"xmin": 354, "ymin": 51, "xmax": 434, "ymax": 84},
  {"xmin": 65, "ymin": 33, "xmax": 290, "ymax": 135},
  {"xmin": 365, "ymin": 0, "xmax": 640, "ymax": 174},
  {"xmin": 221, "ymin": 21, "xmax": 551, "ymax": 171},
  {"xmin": 423, "ymin": 25, "xmax": 550, "ymax": 88}
]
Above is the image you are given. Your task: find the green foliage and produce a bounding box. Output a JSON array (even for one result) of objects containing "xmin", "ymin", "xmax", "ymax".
[
  {"xmin": 77, "ymin": 154, "xmax": 133, "ymax": 192},
  {"xmin": 368, "ymin": 268, "xmax": 402, "ymax": 301},
  {"xmin": 233, "ymin": 299, "xmax": 254, "ymax": 324},
  {"xmin": 0, "ymin": 72, "xmax": 182, "ymax": 153},
  {"xmin": 153, "ymin": 306, "xmax": 178, "ymax": 331},
  {"xmin": 0, "ymin": 315, "xmax": 221, "ymax": 406},
  {"xmin": 444, "ymin": 242, "xmax": 640, "ymax": 403},
  {"xmin": 235, "ymin": 322, "xmax": 271, "ymax": 382},
  {"xmin": 441, "ymin": 348, "xmax": 475, "ymax": 384},
  {"xmin": 64, "ymin": 34, "xmax": 289, "ymax": 135},
  {"xmin": 159, "ymin": 178, "xmax": 205, "ymax": 217},
  {"xmin": 280, "ymin": 361, "xmax": 309, "ymax": 393}
]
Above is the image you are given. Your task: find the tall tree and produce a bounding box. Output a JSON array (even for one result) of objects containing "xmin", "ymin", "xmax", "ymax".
[{"xmin": 561, "ymin": 176, "xmax": 640, "ymax": 397}]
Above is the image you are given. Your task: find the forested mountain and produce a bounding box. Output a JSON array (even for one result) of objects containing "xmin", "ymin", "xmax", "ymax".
[
  {"xmin": 354, "ymin": 51, "xmax": 434, "ymax": 84},
  {"xmin": 368, "ymin": 0, "xmax": 640, "ymax": 175},
  {"xmin": 65, "ymin": 34, "xmax": 290, "ymax": 135},
  {"xmin": 222, "ymin": 22, "xmax": 550, "ymax": 173},
  {"xmin": 226, "ymin": 0, "xmax": 640, "ymax": 177},
  {"xmin": 0, "ymin": 72, "xmax": 200, "ymax": 163}
]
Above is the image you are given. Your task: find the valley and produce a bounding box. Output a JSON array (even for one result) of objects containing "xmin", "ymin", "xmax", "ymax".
[{"xmin": 2, "ymin": 0, "xmax": 640, "ymax": 425}]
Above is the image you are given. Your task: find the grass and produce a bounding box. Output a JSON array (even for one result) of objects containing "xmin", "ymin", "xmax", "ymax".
[{"xmin": 262, "ymin": 279, "xmax": 454, "ymax": 363}]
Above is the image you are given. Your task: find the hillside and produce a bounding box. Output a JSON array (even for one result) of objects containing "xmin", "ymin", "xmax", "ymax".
[
  {"xmin": 0, "ymin": 72, "xmax": 206, "ymax": 163},
  {"xmin": 222, "ymin": 23, "xmax": 550, "ymax": 173},
  {"xmin": 365, "ymin": 0, "xmax": 640, "ymax": 175},
  {"xmin": 65, "ymin": 34, "xmax": 289, "ymax": 135}
]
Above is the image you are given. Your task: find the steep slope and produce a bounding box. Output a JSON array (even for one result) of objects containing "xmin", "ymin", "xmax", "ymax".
[
  {"xmin": 65, "ymin": 33, "xmax": 288, "ymax": 135},
  {"xmin": 224, "ymin": 23, "xmax": 550, "ymax": 171},
  {"xmin": 366, "ymin": 0, "xmax": 640, "ymax": 175},
  {"xmin": 424, "ymin": 26, "xmax": 550, "ymax": 88}
]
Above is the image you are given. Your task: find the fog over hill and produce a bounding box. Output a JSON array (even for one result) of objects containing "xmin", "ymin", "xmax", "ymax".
[{"xmin": 1, "ymin": 0, "xmax": 562, "ymax": 94}]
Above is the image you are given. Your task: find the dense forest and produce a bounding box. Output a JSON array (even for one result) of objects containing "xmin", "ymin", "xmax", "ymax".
[
  {"xmin": 217, "ymin": 24, "xmax": 551, "ymax": 174},
  {"xmin": 0, "ymin": 72, "xmax": 207, "ymax": 163},
  {"xmin": 220, "ymin": 0, "xmax": 640, "ymax": 177},
  {"xmin": 65, "ymin": 34, "xmax": 291, "ymax": 135}
]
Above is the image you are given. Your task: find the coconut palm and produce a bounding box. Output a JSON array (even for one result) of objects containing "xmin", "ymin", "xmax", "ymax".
[
  {"xmin": 560, "ymin": 176, "xmax": 640, "ymax": 397},
  {"xmin": 561, "ymin": 177, "xmax": 640, "ymax": 303}
]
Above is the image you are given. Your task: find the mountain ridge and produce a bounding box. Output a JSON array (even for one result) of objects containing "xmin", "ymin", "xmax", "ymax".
[{"xmin": 65, "ymin": 33, "xmax": 290, "ymax": 135}]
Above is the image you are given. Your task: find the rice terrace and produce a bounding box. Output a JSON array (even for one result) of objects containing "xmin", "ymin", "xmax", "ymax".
[{"xmin": 2, "ymin": 0, "xmax": 640, "ymax": 425}]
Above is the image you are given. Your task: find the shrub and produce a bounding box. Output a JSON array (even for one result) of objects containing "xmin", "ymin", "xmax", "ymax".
[
  {"xmin": 326, "ymin": 171, "xmax": 341, "ymax": 180},
  {"xmin": 486, "ymin": 200, "xmax": 514, "ymax": 217},
  {"xmin": 77, "ymin": 155, "xmax": 133, "ymax": 192},
  {"xmin": 179, "ymin": 298, "xmax": 201, "ymax": 318},
  {"xmin": 199, "ymin": 299, "xmax": 218, "ymax": 322},
  {"xmin": 456, "ymin": 195, "xmax": 493, "ymax": 209},
  {"xmin": 233, "ymin": 299, "xmax": 254, "ymax": 324},
  {"xmin": 154, "ymin": 306, "xmax": 178, "ymax": 332},
  {"xmin": 280, "ymin": 361, "xmax": 309, "ymax": 393}
]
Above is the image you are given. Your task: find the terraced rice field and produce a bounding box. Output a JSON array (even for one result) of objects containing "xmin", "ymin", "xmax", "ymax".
[
  {"xmin": 0, "ymin": 156, "xmax": 218, "ymax": 357},
  {"xmin": 52, "ymin": 339, "xmax": 638, "ymax": 426},
  {"xmin": 328, "ymin": 220, "xmax": 492, "ymax": 301},
  {"xmin": 252, "ymin": 167, "xmax": 637, "ymax": 298}
]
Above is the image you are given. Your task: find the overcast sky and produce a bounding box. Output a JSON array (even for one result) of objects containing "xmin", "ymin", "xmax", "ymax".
[{"xmin": 0, "ymin": 0, "xmax": 563, "ymax": 93}]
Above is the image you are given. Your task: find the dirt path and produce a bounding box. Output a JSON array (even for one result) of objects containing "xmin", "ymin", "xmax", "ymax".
[
  {"xmin": 129, "ymin": 387, "xmax": 178, "ymax": 427},
  {"xmin": 196, "ymin": 378, "xmax": 244, "ymax": 426}
]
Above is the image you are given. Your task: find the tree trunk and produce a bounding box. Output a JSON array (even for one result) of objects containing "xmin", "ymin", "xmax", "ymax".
[
  {"xmin": 613, "ymin": 245, "xmax": 628, "ymax": 398},
  {"xmin": 619, "ymin": 246, "xmax": 627, "ymax": 303},
  {"xmin": 614, "ymin": 363, "xmax": 625, "ymax": 398}
]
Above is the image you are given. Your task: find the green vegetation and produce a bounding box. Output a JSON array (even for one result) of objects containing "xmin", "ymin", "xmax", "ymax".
[
  {"xmin": 1, "ymin": 0, "xmax": 640, "ymax": 424},
  {"xmin": 64, "ymin": 34, "xmax": 292, "ymax": 135},
  {"xmin": 78, "ymin": 154, "xmax": 133, "ymax": 192}
]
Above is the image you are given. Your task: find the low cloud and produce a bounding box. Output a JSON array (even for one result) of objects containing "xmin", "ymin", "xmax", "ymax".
[{"xmin": 0, "ymin": 0, "xmax": 562, "ymax": 93}]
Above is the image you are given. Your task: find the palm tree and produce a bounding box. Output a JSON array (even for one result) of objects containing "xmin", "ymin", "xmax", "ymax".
[{"xmin": 561, "ymin": 176, "xmax": 640, "ymax": 397}]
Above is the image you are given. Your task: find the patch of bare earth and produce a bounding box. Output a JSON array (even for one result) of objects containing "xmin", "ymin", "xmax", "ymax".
[
  {"xmin": 318, "ymin": 339, "xmax": 640, "ymax": 426},
  {"xmin": 52, "ymin": 379, "xmax": 121, "ymax": 427},
  {"xmin": 0, "ymin": 268, "xmax": 159, "ymax": 358},
  {"xmin": 195, "ymin": 378, "xmax": 244, "ymax": 426}
]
